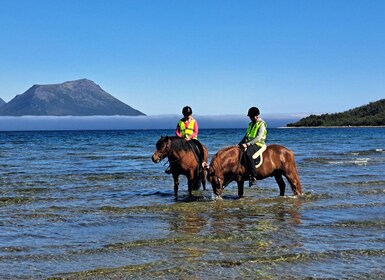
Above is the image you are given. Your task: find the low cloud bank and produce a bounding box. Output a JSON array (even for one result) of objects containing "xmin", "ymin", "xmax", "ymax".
[{"xmin": 0, "ymin": 114, "xmax": 304, "ymax": 131}]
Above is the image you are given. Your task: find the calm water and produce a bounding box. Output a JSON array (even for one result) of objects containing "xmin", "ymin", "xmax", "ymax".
[{"xmin": 1, "ymin": 128, "xmax": 384, "ymax": 279}]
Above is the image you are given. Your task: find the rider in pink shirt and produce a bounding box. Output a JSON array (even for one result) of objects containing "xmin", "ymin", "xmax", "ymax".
[{"xmin": 175, "ymin": 106, "xmax": 199, "ymax": 140}]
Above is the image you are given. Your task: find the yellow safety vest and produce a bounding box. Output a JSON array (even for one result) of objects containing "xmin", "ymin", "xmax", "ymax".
[
  {"xmin": 246, "ymin": 120, "xmax": 267, "ymax": 147},
  {"xmin": 178, "ymin": 119, "xmax": 197, "ymax": 139}
]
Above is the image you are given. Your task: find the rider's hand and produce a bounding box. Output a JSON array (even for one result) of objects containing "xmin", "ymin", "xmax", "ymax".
[{"xmin": 237, "ymin": 143, "xmax": 247, "ymax": 151}]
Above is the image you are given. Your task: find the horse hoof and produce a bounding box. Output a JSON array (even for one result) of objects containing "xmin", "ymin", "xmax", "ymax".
[{"xmin": 212, "ymin": 194, "xmax": 223, "ymax": 201}]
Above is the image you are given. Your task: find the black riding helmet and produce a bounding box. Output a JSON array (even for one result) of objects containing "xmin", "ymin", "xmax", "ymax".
[
  {"xmin": 182, "ymin": 106, "xmax": 192, "ymax": 116},
  {"xmin": 247, "ymin": 107, "xmax": 260, "ymax": 117}
]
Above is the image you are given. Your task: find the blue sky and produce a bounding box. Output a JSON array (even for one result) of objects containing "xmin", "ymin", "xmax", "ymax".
[{"xmin": 1, "ymin": 0, "xmax": 384, "ymax": 116}]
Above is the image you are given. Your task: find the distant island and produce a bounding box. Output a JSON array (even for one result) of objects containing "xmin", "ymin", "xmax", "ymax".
[
  {"xmin": 0, "ymin": 79, "xmax": 145, "ymax": 116},
  {"xmin": 287, "ymin": 99, "xmax": 385, "ymax": 127}
]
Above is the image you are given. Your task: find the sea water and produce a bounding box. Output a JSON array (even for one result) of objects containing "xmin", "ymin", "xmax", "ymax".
[{"xmin": 1, "ymin": 128, "xmax": 384, "ymax": 279}]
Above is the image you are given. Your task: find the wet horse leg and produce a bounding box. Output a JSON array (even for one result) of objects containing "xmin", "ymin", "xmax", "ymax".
[
  {"xmin": 187, "ymin": 179, "xmax": 193, "ymax": 197},
  {"xmin": 274, "ymin": 173, "xmax": 286, "ymax": 196},
  {"xmin": 237, "ymin": 180, "xmax": 245, "ymax": 198},
  {"xmin": 173, "ymin": 173, "xmax": 179, "ymax": 197},
  {"xmin": 187, "ymin": 169, "xmax": 195, "ymax": 197},
  {"xmin": 201, "ymin": 168, "xmax": 206, "ymax": 191}
]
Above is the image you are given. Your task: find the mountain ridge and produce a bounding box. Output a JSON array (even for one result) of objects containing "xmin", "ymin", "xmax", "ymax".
[{"xmin": 0, "ymin": 79, "xmax": 145, "ymax": 116}]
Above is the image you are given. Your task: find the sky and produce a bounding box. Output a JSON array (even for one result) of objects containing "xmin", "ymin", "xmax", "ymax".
[{"xmin": 1, "ymin": 0, "xmax": 384, "ymax": 117}]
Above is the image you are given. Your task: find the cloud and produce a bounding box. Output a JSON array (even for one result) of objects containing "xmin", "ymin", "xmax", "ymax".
[{"xmin": 0, "ymin": 114, "xmax": 304, "ymax": 131}]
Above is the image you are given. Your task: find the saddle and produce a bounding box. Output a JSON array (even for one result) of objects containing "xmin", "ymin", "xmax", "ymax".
[
  {"xmin": 188, "ymin": 139, "xmax": 204, "ymax": 168},
  {"xmin": 252, "ymin": 144, "xmax": 267, "ymax": 168}
]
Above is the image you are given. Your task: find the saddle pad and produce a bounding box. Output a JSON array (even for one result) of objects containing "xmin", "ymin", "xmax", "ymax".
[
  {"xmin": 252, "ymin": 144, "xmax": 267, "ymax": 168},
  {"xmin": 252, "ymin": 144, "xmax": 267, "ymax": 159}
]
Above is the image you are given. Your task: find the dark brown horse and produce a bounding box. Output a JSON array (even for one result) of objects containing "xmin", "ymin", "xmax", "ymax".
[
  {"xmin": 152, "ymin": 136, "xmax": 209, "ymax": 198},
  {"xmin": 208, "ymin": 145, "xmax": 302, "ymax": 198}
]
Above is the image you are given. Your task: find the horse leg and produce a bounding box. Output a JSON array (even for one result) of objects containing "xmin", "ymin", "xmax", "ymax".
[
  {"xmin": 173, "ymin": 174, "xmax": 179, "ymax": 197},
  {"xmin": 201, "ymin": 168, "xmax": 207, "ymax": 191},
  {"xmin": 274, "ymin": 173, "xmax": 286, "ymax": 196},
  {"xmin": 187, "ymin": 179, "xmax": 193, "ymax": 197},
  {"xmin": 237, "ymin": 180, "xmax": 245, "ymax": 198}
]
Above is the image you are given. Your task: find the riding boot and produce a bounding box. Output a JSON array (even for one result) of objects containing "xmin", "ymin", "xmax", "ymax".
[
  {"xmin": 245, "ymin": 145, "xmax": 258, "ymax": 187},
  {"xmin": 249, "ymin": 176, "xmax": 257, "ymax": 187}
]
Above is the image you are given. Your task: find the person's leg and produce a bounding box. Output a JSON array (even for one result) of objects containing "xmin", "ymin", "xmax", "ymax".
[{"xmin": 245, "ymin": 145, "xmax": 259, "ymax": 186}]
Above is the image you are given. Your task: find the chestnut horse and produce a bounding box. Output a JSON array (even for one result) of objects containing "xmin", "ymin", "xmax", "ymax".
[
  {"xmin": 152, "ymin": 136, "xmax": 209, "ymax": 198},
  {"xmin": 208, "ymin": 145, "xmax": 302, "ymax": 198}
]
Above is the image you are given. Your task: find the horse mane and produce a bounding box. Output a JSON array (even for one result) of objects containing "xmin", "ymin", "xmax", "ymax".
[
  {"xmin": 221, "ymin": 146, "xmax": 236, "ymax": 153},
  {"xmin": 210, "ymin": 146, "xmax": 239, "ymax": 172},
  {"xmin": 168, "ymin": 136, "xmax": 193, "ymax": 152}
]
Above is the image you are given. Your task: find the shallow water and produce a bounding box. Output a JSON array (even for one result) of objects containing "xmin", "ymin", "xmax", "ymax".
[{"xmin": 1, "ymin": 128, "xmax": 384, "ymax": 279}]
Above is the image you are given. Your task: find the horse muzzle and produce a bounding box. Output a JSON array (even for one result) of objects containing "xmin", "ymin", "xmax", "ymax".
[
  {"xmin": 152, "ymin": 154, "xmax": 161, "ymax": 163},
  {"xmin": 208, "ymin": 175, "xmax": 223, "ymax": 196}
]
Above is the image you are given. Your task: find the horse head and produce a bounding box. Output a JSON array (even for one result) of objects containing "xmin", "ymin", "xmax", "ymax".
[
  {"xmin": 207, "ymin": 155, "xmax": 225, "ymax": 196},
  {"xmin": 208, "ymin": 146, "xmax": 244, "ymax": 197},
  {"xmin": 152, "ymin": 136, "xmax": 170, "ymax": 163}
]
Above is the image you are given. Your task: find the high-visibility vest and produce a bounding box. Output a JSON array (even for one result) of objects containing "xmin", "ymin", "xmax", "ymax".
[
  {"xmin": 178, "ymin": 118, "xmax": 197, "ymax": 139},
  {"xmin": 246, "ymin": 120, "xmax": 267, "ymax": 147}
]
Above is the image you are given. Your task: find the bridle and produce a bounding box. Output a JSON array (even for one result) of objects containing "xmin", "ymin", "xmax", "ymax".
[
  {"xmin": 156, "ymin": 142, "xmax": 168, "ymax": 162},
  {"xmin": 156, "ymin": 138, "xmax": 186, "ymax": 165},
  {"xmin": 211, "ymin": 169, "xmax": 237, "ymax": 190}
]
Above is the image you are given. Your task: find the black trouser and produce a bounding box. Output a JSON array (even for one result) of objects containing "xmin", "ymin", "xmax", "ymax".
[{"xmin": 245, "ymin": 144, "xmax": 259, "ymax": 178}]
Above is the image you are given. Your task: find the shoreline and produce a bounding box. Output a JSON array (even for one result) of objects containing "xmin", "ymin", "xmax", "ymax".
[{"xmin": 281, "ymin": 125, "xmax": 385, "ymax": 128}]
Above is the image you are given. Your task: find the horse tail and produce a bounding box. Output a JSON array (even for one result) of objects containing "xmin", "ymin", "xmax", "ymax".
[{"xmin": 284, "ymin": 149, "xmax": 302, "ymax": 195}]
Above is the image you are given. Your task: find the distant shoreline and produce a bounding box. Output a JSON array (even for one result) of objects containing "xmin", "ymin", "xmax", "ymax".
[
  {"xmin": 281, "ymin": 125, "xmax": 385, "ymax": 128},
  {"xmin": 0, "ymin": 115, "xmax": 301, "ymax": 131}
]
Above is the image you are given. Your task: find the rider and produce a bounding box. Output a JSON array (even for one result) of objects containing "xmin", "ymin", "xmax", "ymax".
[
  {"xmin": 165, "ymin": 106, "xmax": 200, "ymax": 174},
  {"xmin": 238, "ymin": 107, "xmax": 267, "ymax": 187},
  {"xmin": 175, "ymin": 106, "xmax": 198, "ymax": 140}
]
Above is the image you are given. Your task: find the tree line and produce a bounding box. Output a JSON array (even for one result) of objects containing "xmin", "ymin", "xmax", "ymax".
[{"xmin": 287, "ymin": 99, "xmax": 385, "ymax": 127}]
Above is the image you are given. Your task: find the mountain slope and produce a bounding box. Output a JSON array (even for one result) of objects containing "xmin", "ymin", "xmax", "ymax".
[
  {"xmin": 0, "ymin": 97, "xmax": 5, "ymax": 107},
  {"xmin": 287, "ymin": 99, "xmax": 385, "ymax": 127},
  {"xmin": 0, "ymin": 79, "xmax": 145, "ymax": 116}
]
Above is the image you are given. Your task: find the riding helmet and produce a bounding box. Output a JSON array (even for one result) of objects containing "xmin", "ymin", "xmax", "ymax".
[
  {"xmin": 182, "ymin": 106, "xmax": 192, "ymax": 116},
  {"xmin": 247, "ymin": 107, "xmax": 260, "ymax": 117}
]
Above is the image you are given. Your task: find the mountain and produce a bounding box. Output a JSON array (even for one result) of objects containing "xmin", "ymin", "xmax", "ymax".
[
  {"xmin": 0, "ymin": 79, "xmax": 145, "ymax": 116},
  {"xmin": 287, "ymin": 99, "xmax": 385, "ymax": 127},
  {"xmin": 0, "ymin": 97, "xmax": 5, "ymax": 107}
]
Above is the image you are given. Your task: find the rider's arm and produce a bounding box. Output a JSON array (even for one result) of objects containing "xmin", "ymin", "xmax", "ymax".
[
  {"xmin": 175, "ymin": 123, "xmax": 182, "ymax": 137},
  {"xmin": 189, "ymin": 120, "xmax": 198, "ymax": 139},
  {"xmin": 238, "ymin": 135, "xmax": 247, "ymax": 146}
]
